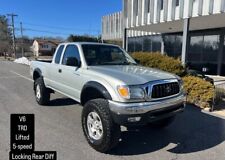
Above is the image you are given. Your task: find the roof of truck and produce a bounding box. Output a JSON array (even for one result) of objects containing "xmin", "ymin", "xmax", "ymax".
[{"xmin": 59, "ymin": 42, "xmax": 120, "ymax": 47}]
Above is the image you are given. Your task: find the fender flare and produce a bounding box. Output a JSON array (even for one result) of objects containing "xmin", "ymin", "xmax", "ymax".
[
  {"xmin": 33, "ymin": 68, "xmax": 42, "ymax": 80},
  {"xmin": 80, "ymin": 81, "xmax": 112, "ymax": 104}
]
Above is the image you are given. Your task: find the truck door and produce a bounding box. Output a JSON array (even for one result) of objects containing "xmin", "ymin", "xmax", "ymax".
[
  {"xmin": 47, "ymin": 45, "xmax": 65, "ymax": 90},
  {"xmin": 59, "ymin": 44, "xmax": 83, "ymax": 101}
]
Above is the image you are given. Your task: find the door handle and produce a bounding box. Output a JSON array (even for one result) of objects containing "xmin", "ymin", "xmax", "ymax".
[{"xmin": 58, "ymin": 69, "xmax": 62, "ymax": 73}]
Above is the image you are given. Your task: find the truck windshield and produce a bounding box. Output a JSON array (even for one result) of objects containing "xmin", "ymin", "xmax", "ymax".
[{"xmin": 81, "ymin": 44, "xmax": 136, "ymax": 66}]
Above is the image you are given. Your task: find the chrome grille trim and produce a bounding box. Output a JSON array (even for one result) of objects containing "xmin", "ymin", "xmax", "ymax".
[{"xmin": 143, "ymin": 79, "xmax": 180, "ymax": 101}]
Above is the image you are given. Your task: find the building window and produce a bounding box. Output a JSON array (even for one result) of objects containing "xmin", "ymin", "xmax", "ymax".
[
  {"xmin": 164, "ymin": 35, "xmax": 182, "ymax": 58},
  {"xmin": 116, "ymin": 16, "xmax": 119, "ymax": 32},
  {"xmin": 106, "ymin": 20, "xmax": 109, "ymax": 33},
  {"xmin": 176, "ymin": 0, "xmax": 179, "ymax": 6},
  {"xmin": 160, "ymin": 0, "xmax": 163, "ymax": 10},
  {"xmin": 42, "ymin": 44, "xmax": 48, "ymax": 48},
  {"xmin": 111, "ymin": 18, "xmax": 113, "ymax": 33},
  {"xmin": 135, "ymin": 0, "xmax": 139, "ymax": 16},
  {"xmin": 147, "ymin": 0, "xmax": 151, "ymax": 13},
  {"xmin": 203, "ymin": 35, "xmax": 219, "ymax": 63},
  {"xmin": 188, "ymin": 34, "xmax": 219, "ymax": 75},
  {"xmin": 128, "ymin": 35, "xmax": 161, "ymax": 53},
  {"xmin": 188, "ymin": 36, "xmax": 204, "ymax": 63},
  {"xmin": 222, "ymin": 37, "xmax": 225, "ymax": 75}
]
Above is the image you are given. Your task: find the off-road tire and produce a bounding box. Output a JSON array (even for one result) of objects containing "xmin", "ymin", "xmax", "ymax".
[
  {"xmin": 34, "ymin": 77, "xmax": 50, "ymax": 105},
  {"xmin": 82, "ymin": 98, "xmax": 121, "ymax": 153}
]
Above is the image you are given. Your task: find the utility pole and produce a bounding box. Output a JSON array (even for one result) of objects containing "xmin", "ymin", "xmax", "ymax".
[
  {"xmin": 20, "ymin": 22, "xmax": 24, "ymax": 57},
  {"xmin": 7, "ymin": 13, "xmax": 18, "ymax": 58}
]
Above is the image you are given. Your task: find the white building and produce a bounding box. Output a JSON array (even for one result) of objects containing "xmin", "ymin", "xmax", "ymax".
[{"xmin": 102, "ymin": 0, "xmax": 225, "ymax": 76}]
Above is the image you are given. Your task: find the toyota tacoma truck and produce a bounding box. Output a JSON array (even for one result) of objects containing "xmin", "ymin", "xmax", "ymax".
[{"xmin": 30, "ymin": 42, "xmax": 186, "ymax": 152}]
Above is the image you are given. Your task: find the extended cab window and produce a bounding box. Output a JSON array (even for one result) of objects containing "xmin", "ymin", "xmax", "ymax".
[
  {"xmin": 62, "ymin": 45, "xmax": 81, "ymax": 66},
  {"xmin": 54, "ymin": 45, "xmax": 64, "ymax": 64}
]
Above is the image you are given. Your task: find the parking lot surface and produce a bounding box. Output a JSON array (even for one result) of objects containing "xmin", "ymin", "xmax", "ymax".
[{"xmin": 0, "ymin": 61, "xmax": 225, "ymax": 160}]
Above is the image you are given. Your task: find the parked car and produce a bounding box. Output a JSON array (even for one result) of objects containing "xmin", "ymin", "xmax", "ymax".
[
  {"xmin": 30, "ymin": 42, "xmax": 186, "ymax": 152},
  {"xmin": 186, "ymin": 69, "xmax": 214, "ymax": 84}
]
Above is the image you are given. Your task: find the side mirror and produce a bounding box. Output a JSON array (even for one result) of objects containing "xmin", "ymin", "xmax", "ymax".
[
  {"xmin": 134, "ymin": 58, "xmax": 140, "ymax": 64},
  {"xmin": 66, "ymin": 57, "xmax": 81, "ymax": 67}
]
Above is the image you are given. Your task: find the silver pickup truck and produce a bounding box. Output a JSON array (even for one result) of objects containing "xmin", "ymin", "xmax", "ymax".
[{"xmin": 30, "ymin": 42, "xmax": 186, "ymax": 152}]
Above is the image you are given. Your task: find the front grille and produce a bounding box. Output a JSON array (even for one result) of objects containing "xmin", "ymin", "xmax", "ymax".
[{"xmin": 151, "ymin": 82, "xmax": 180, "ymax": 99}]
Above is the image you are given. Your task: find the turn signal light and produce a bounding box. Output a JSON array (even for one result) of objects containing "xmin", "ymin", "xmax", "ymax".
[{"xmin": 117, "ymin": 86, "xmax": 130, "ymax": 99}]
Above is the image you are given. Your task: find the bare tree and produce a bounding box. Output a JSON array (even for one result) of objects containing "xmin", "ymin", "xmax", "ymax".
[{"xmin": 0, "ymin": 15, "xmax": 12, "ymax": 56}]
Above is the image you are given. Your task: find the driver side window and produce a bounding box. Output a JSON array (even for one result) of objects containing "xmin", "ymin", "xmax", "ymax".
[{"xmin": 62, "ymin": 45, "xmax": 81, "ymax": 66}]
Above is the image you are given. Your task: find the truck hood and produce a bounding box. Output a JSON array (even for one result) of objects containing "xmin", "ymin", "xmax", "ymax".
[{"xmin": 88, "ymin": 65, "xmax": 177, "ymax": 85}]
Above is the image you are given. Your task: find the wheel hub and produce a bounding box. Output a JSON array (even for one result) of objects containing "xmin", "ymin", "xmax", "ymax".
[
  {"xmin": 36, "ymin": 84, "xmax": 41, "ymax": 100},
  {"xmin": 87, "ymin": 111, "xmax": 103, "ymax": 140}
]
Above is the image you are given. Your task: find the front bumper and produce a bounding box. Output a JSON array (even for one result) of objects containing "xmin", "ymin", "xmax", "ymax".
[{"xmin": 108, "ymin": 94, "xmax": 186, "ymax": 125}]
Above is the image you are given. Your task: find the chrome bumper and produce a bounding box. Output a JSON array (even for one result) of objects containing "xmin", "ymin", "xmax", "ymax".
[{"xmin": 108, "ymin": 94, "xmax": 186, "ymax": 115}]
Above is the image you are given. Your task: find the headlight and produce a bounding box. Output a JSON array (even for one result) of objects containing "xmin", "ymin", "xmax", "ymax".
[
  {"xmin": 177, "ymin": 78, "xmax": 184, "ymax": 91},
  {"xmin": 130, "ymin": 87, "xmax": 145, "ymax": 99},
  {"xmin": 117, "ymin": 85, "xmax": 145, "ymax": 99}
]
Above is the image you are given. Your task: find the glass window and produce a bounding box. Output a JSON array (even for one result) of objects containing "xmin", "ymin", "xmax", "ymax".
[
  {"xmin": 147, "ymin": 0, "xmax": 151, "ymax": 13},
  {"xmin": 143, "ymin": 36, "xmax": 152, "ymax": 52},
  {"xmin": 203, "ymin": 35, "xmax": 219, "ymax": 62},
  {"xmin": 164, "ymin": 35, "xmax": 182, "ymax": 58},
  {"xmin": 152, "ymin": 36, "xmax": 161, "ymax": 52},
  {"xmin": 54, "ymin": 45, "xmax": 64, "ymax": 64},
  {"xmin": 188, "ymin": 36, "xmax": 204, "ymax": 62},
  {"xmin": 188, "ymin": 34, "xmax": 219, "ymax": 75},
  {"xmin": 111, "ymin": 19, "xmax": 113, "ymax": 33},
  {"xmin": 188, "ymin": 35, "xmax": 219, "ymax": 63},
  {"xmin": 128, "ymin": 37, "xmax": 135, "ymax": 52},
  {"xmin": 176, "ymin": 0, "xmax": 179, "ymax": 6},
  {"xmin": 222, "ymin": 38, "xmax": 225, "ymax": 75},
  {"xmin": 106, "ymin": 21, "xmax": 109, "ymax": 33},
  {"xmin": 164, "ymin": 35, "xmax": 175, "ymax": 56},
  {"xmin": 160, "ymin": 0, "xmax": 163, "ymax": 10},
  {"xmin": 62, "ymin": 45, "xmax": 80, "ymax": 65},
  {"xmin": 134, "ymin": 37, "xmax": 143, "ymax": 52},
  {"xmin": 202, "ymin": 35, "xmax": 219, "ymax": 74},
  {"xmin": 128, "ymin": 35, "xmax": 162, "ymax": 53},
  {"xmin": 82, "ymin": 44, "xmax": 135, "ymax": 66},
  {"xmin": 174, "ymin": 36, "xmax": 182, "ymax": 57},
  {"xmin": 223, "ymin": 38, "xmax": 225, "ymax": 63},
  {"xmin": 136, "ymin": 0, "xmax": 139, "ymax": 15},
  {"xmin": 116, "ymin": 16, "xmax": 119, "ymax": 32}
]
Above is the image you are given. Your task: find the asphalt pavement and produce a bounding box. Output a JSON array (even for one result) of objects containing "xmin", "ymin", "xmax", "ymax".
[{"xmin": 0, "ymin": 60, "xmax": 225, "ymax": 160}]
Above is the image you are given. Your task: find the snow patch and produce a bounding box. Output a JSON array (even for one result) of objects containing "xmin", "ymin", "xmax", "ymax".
[{"xmin": 14, "ymin": 57, "xmax": 31, "ymax": 66}]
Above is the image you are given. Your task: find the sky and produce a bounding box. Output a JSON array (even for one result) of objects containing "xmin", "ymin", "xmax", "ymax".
[{"xmin": 1, "ymin": 0, "xmax": 121, "ymax": 39}]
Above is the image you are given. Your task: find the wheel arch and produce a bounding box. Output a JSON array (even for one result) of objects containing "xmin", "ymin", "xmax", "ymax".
[
  {"xmin": 80, "ymin": 81, "xmax": 112, "ymax": 105},
  {"xmin": 33, "ymin": 68, "xmax": 42, "ymax": 81}
]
